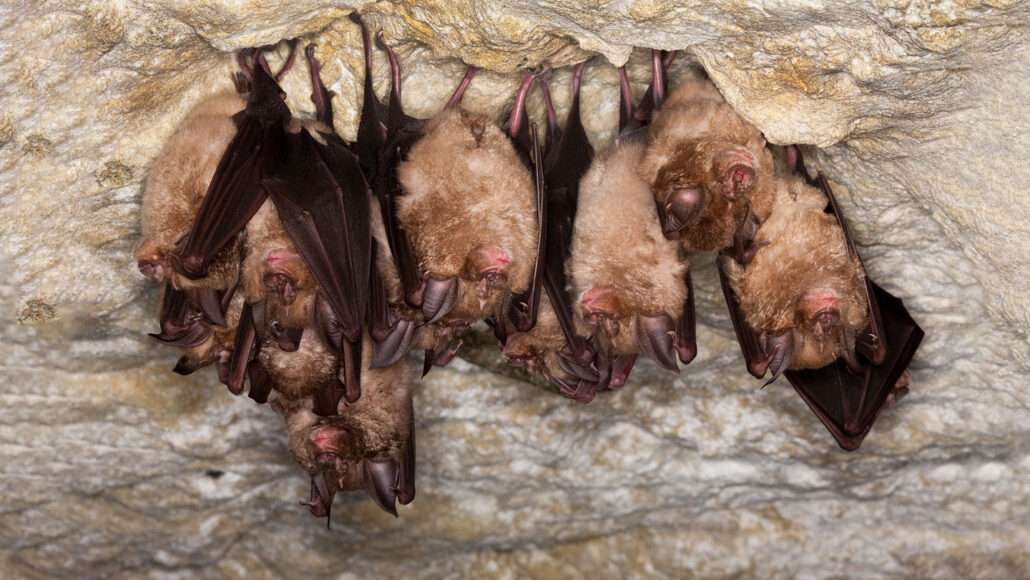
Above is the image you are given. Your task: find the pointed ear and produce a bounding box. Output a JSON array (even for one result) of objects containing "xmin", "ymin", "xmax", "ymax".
[{"xmin": 363, "ymin": 459, "xmax": 399, "ymax": 517}]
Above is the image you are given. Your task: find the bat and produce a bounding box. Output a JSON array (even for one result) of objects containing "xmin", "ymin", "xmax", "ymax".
[
  {"xmin": 135, "ymin": 92, "xmax": 247, "ymax": 294},
  {"xmin": 719, "ymin": 145, "xmax": 924, "ymax": 450},
  {"xmin": 158, "ymin": 41, "xmax": 375, "ymax": 411},
  {"xmin": 571, "ymin": 139, "xmax": 695, "ymax": 373},
  {"xmin": 280, "ymin": 332, "xmax": 416, "ymax": 522},
  {"xmin": 352, "ymin": 13, "xmax": 537, "ymax": 374},
  {"xmin": 255, "ymin": 328, "xmax": 415, "ymax": 521},
  {"xmin": 721, "ymin": 175, "xmax": 869, "ymax": 378},
  {"xmin": 565, "ymin": 53, "xmax": 696, "ymax": 377},
  {"xmin": 394, "ymin": 106, "xmax": 538, "ymax": 324},
  {"xmin": 493, "ymin": 64, "xmax": 611, "ymax": 401},
  {"xmin": 637, "ymin": 76, "xmax": 779, "ymax": 253}
]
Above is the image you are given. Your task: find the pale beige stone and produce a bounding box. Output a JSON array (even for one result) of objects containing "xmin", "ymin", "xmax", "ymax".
[{"xmin": 1, "ymin": 1, "xmax": 1029, "ymax": 577}]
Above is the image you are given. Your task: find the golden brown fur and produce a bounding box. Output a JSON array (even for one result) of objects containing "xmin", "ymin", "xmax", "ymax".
[
  {"xmin": 280, "ymin": 333, "xmax": 414, "ymax": 494},
  {"xmin": 637, "ymin": 79, "xmax": 777, "ymax": 252},
  {"xmin": 396, "ymin": 108, "xmax": 538, "ymax": 320},
  {"xmin": 571, "ymin": 140, "xmax": 689, "ymax": 355},
  {"xmin": 135, "ymin": 94, "xmax": 246, "ymax": 289},
  {"xmin": 724, "ymin": 176, "xmax": 868, "ymax": 369}
]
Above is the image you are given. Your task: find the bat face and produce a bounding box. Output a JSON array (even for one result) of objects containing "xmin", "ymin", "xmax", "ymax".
[
  {"xmin": 396, "ymin": 108, "xmax": 538, "ymax": 322},
  {"xmin": 135, "ymin": 93, "xmax": 246, "ymax": 289},
  {"xmin": 241, "ymin": 200, "xmax": 317, "ymax": 333},
  {"xmin": 571, "ymin": 140, "xmax": 690, "ymax": 367},
  {"xmin": 727, "ymin": 176, "xmax": 869, "ymax": 372},
  {"xmin": 638, "ymin": 80, "xmax": 776, "ymax": 252}
]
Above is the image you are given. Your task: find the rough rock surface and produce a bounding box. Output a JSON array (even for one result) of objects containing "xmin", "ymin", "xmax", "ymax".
[{"xmin": 1, "ymin": 1, "xmax": 1029, "ymax": 577}]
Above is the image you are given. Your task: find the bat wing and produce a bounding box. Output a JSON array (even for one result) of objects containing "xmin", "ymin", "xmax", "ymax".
[
  {"xmin": 785, "ymin": 283, "xmax": 923, "ymax": 450},
  {"xmin": 262, "ymin": 131, "xmax": 371, "ymax": 408},
  {"xmin": 718, "ymin": 261, "xmax": 775, "ymax": 379},
  {"xmin": 539, "ymin": 62, "xmax": 609, "ymax": 401},
  {"xmin": 722, "ymin": 146, "xmax": 924, "ymax": 449},
  {"xmin": 172, "ymin": 64, "xmax": 290, "ymax": 279},
  {"xmin": 506, "ymin": 123, "xmax": 546, "ymax": 333},
  {"xmin": 150, "ymin": 284, "xmax": 212, "ymax": 348},
  {"xmin": 349, "ymin": 12, "xmax": 389, "ymax": 181}
]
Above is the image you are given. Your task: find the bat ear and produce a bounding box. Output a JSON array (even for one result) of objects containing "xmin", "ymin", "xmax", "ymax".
[{"xmin": 363, "ymin": 459, "xmax": 400, "ymax": 517}]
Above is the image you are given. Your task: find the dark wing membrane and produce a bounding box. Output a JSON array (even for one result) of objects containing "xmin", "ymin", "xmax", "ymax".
[
  {"xmin": 718, "ymin": 261, "xmax": 773, "ymax": 379},
  {"xmin": 150, "ymin": 284, "xmax": 211, "ymax": 348},
  {"xmin": 172, "ymin": 120, "xmax": 274, "ymax": 279},
  {"xmin": 541, "ymin": 62, "xmax": 599, "ymax": 380},
  {"xmin": 173, "ymin": 64, "xmax": 291, "ymax": 279},
  {"xmin": 263, "ymin": 132, "xmax": 369, "ymax": 343},
  {"xmin": 785, "ymin": 283, "xmax": 923, "ymax": 451}
]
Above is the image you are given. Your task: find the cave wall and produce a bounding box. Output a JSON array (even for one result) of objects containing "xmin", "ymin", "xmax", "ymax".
[{"xmin": 1, "ymin": 1, "xmax": 1029, "ymax": 577}]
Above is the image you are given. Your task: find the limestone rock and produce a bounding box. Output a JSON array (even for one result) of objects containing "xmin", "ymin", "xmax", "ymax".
[{"xmin": 1, "ymin": 1, "xmax": 1029, "ymax": 577}]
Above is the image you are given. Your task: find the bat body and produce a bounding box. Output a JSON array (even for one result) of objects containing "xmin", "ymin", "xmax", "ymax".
[
  {"xmin": 135, "ymin": 93, "xmax": 246, "ymax": 290},
  {"xmin": 571, "ymin": 139, "xmax": 693, "ymax": 371},
  {"xmin": 396, "ymin": 108, "xmax": 538, "ymax": 324},
  {"xmin": 722, "ymin": 175, "xmax": 868, "ymax": 376},
  {"xmin": 281, "ymin": 333, "xmax": 416, "ymax": 519},
  {"xmin": 719, "ymin": 146, "xmax": 924, "ymax": 449},
  {"xmin": 638, "ymin": 79, "xmax": 777, "ymax": 252}
]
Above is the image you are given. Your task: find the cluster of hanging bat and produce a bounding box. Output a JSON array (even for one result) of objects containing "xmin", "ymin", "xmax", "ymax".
[{"xmin": 134, "ymin": 14, "xmax": 923, "ymax": 523}]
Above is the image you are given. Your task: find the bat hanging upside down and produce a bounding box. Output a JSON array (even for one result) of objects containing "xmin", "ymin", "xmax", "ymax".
[{"xmin": 135, "ymin": 17, "xmax": 927, "ymax": 530}]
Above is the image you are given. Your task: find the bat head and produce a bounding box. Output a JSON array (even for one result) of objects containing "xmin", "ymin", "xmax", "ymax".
[
  {"xmin": 790, "ymin": 288, "xmax": 858, "ymax": 371},
  {"xmin": 293, "ymin": 420, "xmax": 406, "ymax": 518}
]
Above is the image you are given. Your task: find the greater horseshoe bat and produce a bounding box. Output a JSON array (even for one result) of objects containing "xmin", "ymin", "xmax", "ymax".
[
  {"xmin": 350, "ymin": 13, "xmax": 537, "ymax": 374},
  {"xmin": 719, "ymin": 145, "xmax": 924, "ymax": 450},
  {"xmin": 571, "ymin": 139, "xmax": 694, "ymax": 374},
  {"xmin": 499, "ymin": 62, "xmax": 616, "ymax": 401},
  {"xmin": 637, "ymin": 77, "xmax": 778, "ymax": 252},
  {"xmin": 275, "ymin": 332, "xmax": 416, "ymax": 521},
  {"xmin": 564, "ymin": 53, "xmax": 696, "ymax": 379},
  {"xmin": 721, "ymin": 175, "xmax": 869, "ymax": 377}
]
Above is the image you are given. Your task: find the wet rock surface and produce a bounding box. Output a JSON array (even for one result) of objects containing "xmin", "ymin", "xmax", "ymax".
[{"xmin": 1, "ymin": 1, "xmax": 1028, "ymax": 577}]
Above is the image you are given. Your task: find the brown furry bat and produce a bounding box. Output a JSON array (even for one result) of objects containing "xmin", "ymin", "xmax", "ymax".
[
  {"xmin": 276, "ymin": 333, "xmax": 415, "ymax": 519},
  {"xmin": 637, "ymin": 79, "xmax": 777, "ymax": 252},
  {"xmin": 135, "ymin": 94, "xmax": 246, "ymax": 291},
  {"xmin": 723, "ymin": 175, "xmax": 869, "ymax": 375},
  {"xmin": 571, "ymin": 140, "xmax": 692, "ymax": 370},
  {"xmin": 395, "ymin": 108, "xmax": 538, "ymax": 323}
]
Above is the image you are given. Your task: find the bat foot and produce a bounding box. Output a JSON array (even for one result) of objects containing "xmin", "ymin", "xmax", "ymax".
[{"xmin": 371, "ymin": 318, "xmax": 421, "ymax": 369}]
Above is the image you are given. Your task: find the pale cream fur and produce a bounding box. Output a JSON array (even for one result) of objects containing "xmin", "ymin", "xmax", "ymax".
[
  {"xmin": 135, "ymin": 94, "xmax": 246, "ymax": 289},
  {"xmin": 396, "ymin": 108, "xmax": 537, "ymax": 320},
  {"xmin": 637, "ymin": 80, "xmax": 777, "ymax": 252},
  {"xmin": 571, "ymin": 140, "xmax": 689, "ymax": 354},
  {"xmin": 725, "ymin": 176, "xmax": 868, "ymax": 369}
]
